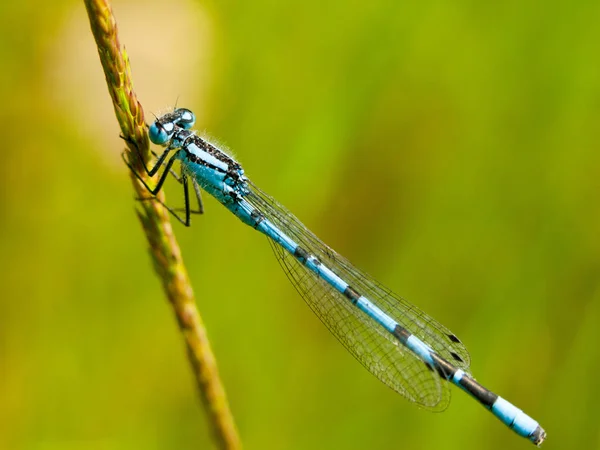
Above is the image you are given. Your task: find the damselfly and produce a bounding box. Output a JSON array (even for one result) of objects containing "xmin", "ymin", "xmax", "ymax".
[{"xmin": 124, "ymin": 108, "xmax": 546, "ymax": 446}]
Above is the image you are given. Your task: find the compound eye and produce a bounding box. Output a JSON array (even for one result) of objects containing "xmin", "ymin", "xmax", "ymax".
[
  {"xmin": 176, "ymin": 108, "xmax": 196, "ymax": 129},
  {"xmin": 149, "ymin": 122, "xmax": 174, "ymax": 145}
]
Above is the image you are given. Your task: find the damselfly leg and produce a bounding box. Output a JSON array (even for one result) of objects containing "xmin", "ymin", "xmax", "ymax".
[{"xmin": 122, "ymin": 138, "xmax": 202, "ymax": 226}]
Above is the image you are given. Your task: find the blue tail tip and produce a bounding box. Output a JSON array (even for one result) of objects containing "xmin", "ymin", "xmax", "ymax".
[{"xmin": 531, "ymin": 425, "xmax": 546, "ymax": 447}]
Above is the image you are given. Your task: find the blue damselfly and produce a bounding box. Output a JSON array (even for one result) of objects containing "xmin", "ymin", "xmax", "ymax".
[{"xmin": 124, "ymin": 108, "xmax": 546, "ymax": 446}]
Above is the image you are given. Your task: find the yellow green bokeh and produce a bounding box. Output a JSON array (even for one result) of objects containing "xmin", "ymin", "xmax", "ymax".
[{"xmin": 1, "ymin": 0, "xmax": 599, "ymax": 449}]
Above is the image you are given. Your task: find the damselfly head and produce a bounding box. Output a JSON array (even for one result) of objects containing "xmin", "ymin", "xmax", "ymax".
[
  {"xmin": 173, "ymin": 108, "xmax": 196, "ymax": 130},
  {"xmin": 149, "ymin": 120, "xmax": 176, "ymax": 145},
  {"xmin": 149, "ymin": 108, "xmax": 197, "ymax": 145}
]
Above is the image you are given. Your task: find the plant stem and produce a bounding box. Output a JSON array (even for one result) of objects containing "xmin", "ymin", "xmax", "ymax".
[{"xmin": 83, "ymin": 1, "xmax": 241, "ymax": 448}]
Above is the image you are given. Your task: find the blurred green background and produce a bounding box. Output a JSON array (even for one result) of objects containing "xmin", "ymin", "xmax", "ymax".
[{"xmin": 1, "ymin": 0, "xmax": 599, "ymax": 449}]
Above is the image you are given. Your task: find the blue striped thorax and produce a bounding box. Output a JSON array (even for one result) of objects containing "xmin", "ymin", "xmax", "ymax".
[{"xmin": 149, "ymin": 109, "xmax": 248, "ymax": 205}]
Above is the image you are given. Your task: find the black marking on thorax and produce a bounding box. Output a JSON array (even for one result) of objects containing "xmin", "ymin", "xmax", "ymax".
[
  {"xmin": 179, "ymin": 134, "xmax": 225, "ymax": 171},
  {"xmin": 178, "ymin": 133, "xmax": 245, "ymax": 187},
  {"xmin": 194, "ymin": 134, "xmax": 240, "ymax": 169}
]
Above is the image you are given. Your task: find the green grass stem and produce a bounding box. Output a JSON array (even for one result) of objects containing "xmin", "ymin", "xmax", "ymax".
[{"xmin": 83, "ymin": 1, "xmax": 241, "ymax": 448}]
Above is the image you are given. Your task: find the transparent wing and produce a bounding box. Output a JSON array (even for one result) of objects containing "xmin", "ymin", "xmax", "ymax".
[{"xmin": 245, "ymin": 181, "xmax": 471, "ymax": 411}]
